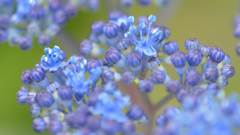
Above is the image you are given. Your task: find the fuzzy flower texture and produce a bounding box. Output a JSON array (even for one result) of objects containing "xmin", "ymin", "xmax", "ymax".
[
  {"xmin": 0, "ymin": 0, "xmax": 168, "ymax": 51},
  {"xmin": 17, "ymin": 12, "xmax": 238, "ymax": 135}
]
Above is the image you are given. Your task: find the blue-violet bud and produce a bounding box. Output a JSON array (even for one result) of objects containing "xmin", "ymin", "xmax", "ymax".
[
  {"xmin": 64, "ymin": 4, "xmax": 77, "ymax": 18},
  {"xmin": 184, "ymin": 38, "xmax": 200, "ymax": 50},
  {"xmin": 121, "ymin": 72, "xmax": 134, "ymax": 85},
  {"xmin": 139, "ymin": 79, "xmax": 154, "ymax": 93},
  {"xmin": 116, "ymin": 38, "xmax": 130, "ymax": 50},
  {"xmin": 58, "ymin": 85, "xmax": 73, "ymax": 100},
  {"xmin": 185, "ymin": 70, "xmax": 201, "ymax": 87},
  {"xmin": 18, "ymin": 36, "xmax": 33, "ymax": 51},
  {"xmin": 30, "ymin": 104, "xmax": 41, "ymax": 117},
  {"xmin": 236, "ymin": 43, "xmax": 240, "ymax": 56},
  {"xmin": 209, "ymin": 46, "xmax": 225, "ymax": 63},
  {"xmin": 49, "ymin": 0, "xmax": 62, "ymax": 11},
  {"xmin": 126, "ymin": 51, "xmax": 141, "ymax": 67},
  {"xmin": 30, "ymin": 67, "xmax": 45, "ymax": 82},
  {"xmin": 21, "ymin": 69, "xmax": 32, "ymax": 84},
  {"xmin": 150, "ymin": 69, "xmax": 166, "ymax": 84},
  {"xmin": 162, "ymin": 41, "xmax": 178, "ymax": 55},
  {"xmin": 91, "ymin": 21, "xmax": 105, "ymax": 35},
  {"xmin": 35, "ymin": 92, "xmax": 54, "ymax": 107},
  {"xmin": 86, "ymin": 115, "xmax": 101, "ymax": 131},
  {"xmin": 106, "ymin": 47, "xmax": 121, "ymax": 64},
  {"xmin": 121, "ymin": 120, "xmax": 135, "ymax": 134},
  {"xmin": 32, "ymin": 118, "xmax": 47, "ymax": 133},
  {"xmin": 187, "ymin": 49, "xmax": 203, "ymax": 66},
  {"xmin": 108, "ymin": 10, "xmax": 123, "ymax": 20},
  {"xmin": 221, "ymin": 64, "xmax": 235, "ymax": 78},
  {"xmin": 30, "ymin": 6, "xmax": 45, "ymax": 20},
  {"xmin": 38, "ymin": 34, "xmax": 51, "ymax": 47},
  {"xmin": 49, "ymin": 120, "xmax": 62, "ymax": 134},
  {"xmin": 127, "ymin": 105, "xmax": 144, "ymax": 120},
  {"xmin": 204, "ymin": 67, "xmax": 219, "ymax": 82},
  {"xmin": 171, "ymin": 51, "xmax": 186, "ymax": 67},
  {"xmin": 53, "ymin": 10, "xmax": 68, "ymax": 26},
  {"xmin": 103, "ymin": 23, "xmax": 119, "ymax": 38},
  {"xmin": 155, "ymin": 114, "xmax": 166, "ymax": 127},
  {"xmin": 207, "ymin": 82, "xmax": 221, "ymax": 96},
  {"xmin": 199, "ymin": 44, "xmax": 212, "ymax": 56},
  {"xmin": 166, "ymin": 80, "xmax": 181, "ymax": 93},
  {"xmin": 138, "ymin": 0, "xmax": 151, "ymax": 6},
  {"xmin": 16, "ymin": 89, "xmax": 29, "ymax": 105},
  {"xmin": 79, "ymin": 40, "xmax": 92, "ymax": 56}
]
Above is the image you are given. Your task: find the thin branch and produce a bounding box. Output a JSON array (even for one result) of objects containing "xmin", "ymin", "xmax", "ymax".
[
  {"xmin": 56, "ymin": 30, "xmax": 80, "ymax": 55},
  {"xmin": 140, "ymin": 92, "xmax": 154, "ymax": 110},
  {"xmin": 139, "ymin": 68, "xmax": 148, "ymax": 80},
  {"xmin": 118, "ymin": 82, "xmax": 141, "ymax": 105},
  {"xmin": 153, "ymin": 93, "xmax": 175, "ymax": 112},
  {"xmin": 118, "ymin": 82, "xmax": 154, "ymax": 134},
  {"xmin": 119, "ymin": 82, "xmax": 153, "ymax": 110}
]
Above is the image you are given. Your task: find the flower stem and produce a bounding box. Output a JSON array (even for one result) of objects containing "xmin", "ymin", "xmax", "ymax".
[
  {"xmin": 153, "ymin": 93, "xmax": 175, "ymax": 112},
  {"xmin": 56, "ymin": 30, "xmax": 79, "ymax": 55}
]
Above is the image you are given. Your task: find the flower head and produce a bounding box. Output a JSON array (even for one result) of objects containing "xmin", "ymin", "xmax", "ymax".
[
  {"xmin": 125, "ymin": 15, "xmax": 165, "ymax": 57},
  {"xmin": 89, "ymin": 91, "xmax": 130, "ymax": 122},
  {"xmin": 37, "ymin": 46, "xmax": 67, "ymax": 72}
]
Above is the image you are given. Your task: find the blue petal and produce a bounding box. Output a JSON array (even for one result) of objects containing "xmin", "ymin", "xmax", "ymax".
[{"xmin": 143, "ymin": 46, "xmax": 157, "ymax": 57}]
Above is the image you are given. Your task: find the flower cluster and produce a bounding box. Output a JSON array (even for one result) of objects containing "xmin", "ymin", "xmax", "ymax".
[
  {"xmin": 119, "ymin": 0, "xmax": 169, "ymax": 7},
  {"xmin": 233, "ymin": 5, "xmax": 240, "ymax": 56},
  {"xmin": 0, "ymin": 0, "xmax": 100, "ymax": 50},
  {"xmin": 0, "ymin": 0, "xmax": 170, "ymax": 51},
  {"xmin": 81, "ymin": 13, "xmax": 234, "ymax": 89},
  {"xmin": 16, "ymin": 11, "xmax": 238, "ymax": 134},
  {"xmin": 79, "ymin": 13, "xmax": 236, "ymax": 134},
  {"xmin": 153, "ymin": 94, "xmax": 240, "ymax": 135},
  {"xmin": 17, "ymin": 46, "xmax": 151, "ymax": 134}
]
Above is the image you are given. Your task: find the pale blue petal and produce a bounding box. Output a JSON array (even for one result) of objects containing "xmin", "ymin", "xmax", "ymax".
[{"xmin": 143, "ymin": 46, "xmax": 157, "ymax": 57}]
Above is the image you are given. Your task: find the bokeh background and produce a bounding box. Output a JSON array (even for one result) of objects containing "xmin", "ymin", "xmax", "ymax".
[{"xmin": 0, "ymin": 0, "xmax": 239, "ymax": 134}]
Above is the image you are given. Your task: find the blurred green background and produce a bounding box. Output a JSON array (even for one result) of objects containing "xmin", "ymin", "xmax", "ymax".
[{"xmin": 0, "ymin": 0, "xmax": 239, "ymax": 134}]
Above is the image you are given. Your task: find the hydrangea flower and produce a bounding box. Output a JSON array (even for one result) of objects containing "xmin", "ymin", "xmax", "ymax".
[
  {"xmin": 18, "ymin": 46, "xmax": 148, "ymax": 134},
  {"xmin": 16, "ymin": 9, "xmax": 239, "ymax": 134},
  {"xmin": 0, "ymin": 0, "xmax": 99, "ymax": 50},
  {"xmin": 153, "ymin": 94, "xmax": 240, "ymax": 135},
  {"xmin": 0, "ymin": 0, "xmax": 170, "ymax": 50},
  {"xmin": 36, "ymin": 46, "xmax": 68, "ymax": 72},
  {"xmin": 89, "ymin": 91, "xmax": 130, "ymax": 122},
  {"xmin": 124, "ymin": 15, "xmax": 160, "ymax": 57}
]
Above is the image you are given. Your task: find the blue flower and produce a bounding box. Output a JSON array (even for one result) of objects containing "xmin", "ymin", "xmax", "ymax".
[
  {"xmin": 12, "ymin": 0, "xmax": 37, "ymax": 24},
  {"xmin": 89, "ymin": 91, "xmax": 130, "ymax": 122},
  {"xmin": 154, "ymin": 94, "xmax": 240, "ymax": 135},
  {"xmin": 124, "ymin": 15, "xmax": 164, "ymax": 57},
  {"xmin": 64, "ymin": 56, "xmax": 102, "ymax": 103},
  {"xmin": 37, "ymin": 46, "xmax": 68, "ymax": 72}
]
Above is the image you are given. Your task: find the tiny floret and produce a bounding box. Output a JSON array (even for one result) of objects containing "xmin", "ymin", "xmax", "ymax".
[
  {"xmin": 125, "ymin": 15, "xmax": 165, "ymax": 57},
  {"xmin": 37, "ymin": 46, "xmax": 68, "ymax": 72}
]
